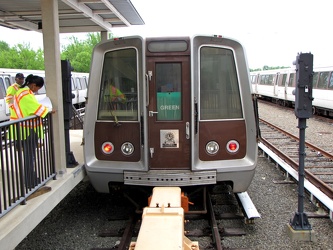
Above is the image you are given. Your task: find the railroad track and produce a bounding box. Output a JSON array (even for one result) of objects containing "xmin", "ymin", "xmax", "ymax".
[
  {"xmin": 259, "ymin": 118, "xmax": 333, "ymax": 201},
  {"xmin": 90, "ymin": 185, "xmax": 253, "ymax": 250}
]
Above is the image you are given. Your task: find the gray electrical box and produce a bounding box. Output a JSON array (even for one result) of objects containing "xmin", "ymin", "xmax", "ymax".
[{"xmin": 294, "ymin": 53, "xmax": 314, "ymax": 119}]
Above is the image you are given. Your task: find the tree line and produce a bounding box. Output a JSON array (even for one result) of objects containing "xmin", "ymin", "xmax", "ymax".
[
  {"xmin": 0, "ymin": 33, "xmax": 101, "ymax": 73},
  {"xmin": 250, "ymin": 65, "xmax": 290, "ymax": 72},
  {"xmin": 1, "ymin": 33, "xmax": 287, "ymax": 72}
]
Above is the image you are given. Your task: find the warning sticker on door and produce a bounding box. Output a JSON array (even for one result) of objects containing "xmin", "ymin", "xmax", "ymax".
[{"xmin": 160, "ymin": 130, "xmax": 179, "ymax": 148}]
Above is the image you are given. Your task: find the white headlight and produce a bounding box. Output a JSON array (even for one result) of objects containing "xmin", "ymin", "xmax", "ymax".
[
  {"xmin": 206, "ymin": 141, "xmax": 219, "ymax": 155},
  {"xmin": 121, "ymin": 142, "xmax": 134, "ymax": 156}
]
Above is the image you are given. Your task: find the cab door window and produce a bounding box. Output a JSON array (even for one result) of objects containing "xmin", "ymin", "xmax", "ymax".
[{"xmin": 155, "ymin": 63, "xmax": 181, "ymax": 121}]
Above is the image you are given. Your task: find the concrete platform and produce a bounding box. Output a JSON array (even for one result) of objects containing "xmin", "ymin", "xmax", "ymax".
[
  {"xmin": 286, "ymin": 224, "xmax": 317, "ymax": 242},
  {"xmin": 0, "ymin": 130, "xmax": 86, "ymax": 250}
]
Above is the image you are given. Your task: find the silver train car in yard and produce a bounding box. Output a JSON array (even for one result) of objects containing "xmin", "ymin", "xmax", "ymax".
[
  {"xmin": 0, "ymin": 68, "xmax": 89, "ymax": 122},
  {"xmin": 84, "ymin": 35, "xmax": 258, "ymax": 196},
  {"xmin": 251, "ymin": 66, "xmax": 333, "ymax": 117}
]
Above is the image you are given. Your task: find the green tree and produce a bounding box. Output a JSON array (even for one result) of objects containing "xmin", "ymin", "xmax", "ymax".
[
  {"xmin": 13, "ymin": 43, "xmax": 44, "ymax": 69},
  {"xmin": 1, "ymin": 32, "xmax": 110, "ymax": 71},
  {"xmin": 0, "ymin": 41, "xmax": 10, "ymax": 51},
  {"xmin": 0, "ymin": 41, "xmax": 44, "ymax": 69},
  {"xmin": 250, "ymin": 65, "xmax": 290, "ymax": 72},
  {"xmin": 61, "ymin": 33, "xmax": 102, "ymax": 72}
]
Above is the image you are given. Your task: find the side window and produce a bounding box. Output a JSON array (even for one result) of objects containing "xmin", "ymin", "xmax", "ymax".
[
  {"xmin": 71, "ymin": 77, "xmax": 76, "ymax": 91},
  {"xmin": 317, "ymin": 72, "xmax": 329, "ymax": 89},
  {"xmin": 312, "ymin": 72, "xmax": 318, "ymax": 88},
  {"xmin": 250, "ymin": 75, "xmax": 255, "ymax": 84},
  {"xmin": 82, "ymin": 77, "xmax": 88, "ymax": 89},
  {"xmin": 263, "ymin": 75, "xmax": 268, "ymax": 85},
  {"xmin": 329, "ymin": 72, "xmax": 333, "ymax": 89},
  {"xmin": 289, "ymin": 73, "xmax": 295, "ymax": 87},
  {"xmin": 280, "ymin": 74, "xmax": 287, "ymax": 86},
  {"xmin": 260, "ymin": 75, "xmax": 268, "ymax": 85},
  {"xmin": 268, "ymin": 75, "xmax": 274, "ymax": 85},
  {"xmin": 4, "ymin": 77, "xmax": 11, "ymax": 89},
  {"xmin": 0, "ymin": 78, "xmax": 5, "ymax": 98},
  {"xmin": 259, "ymin": 75, "xmax": 264, "ymax": 85},
  {"xmin": 76, "ymin": 78, "xmax": 83, "ymax": 90}
]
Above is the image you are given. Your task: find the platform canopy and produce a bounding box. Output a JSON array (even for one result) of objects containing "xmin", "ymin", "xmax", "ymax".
[
  {"xmin": 0, "ymin": 0, "xmax": 144, "ymax": 33},
  {"xmin": 0, "ymin": 0, "xmax": 145, "ymax": 181}
]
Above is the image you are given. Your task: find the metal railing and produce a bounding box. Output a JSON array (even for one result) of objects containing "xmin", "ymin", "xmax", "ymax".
[{"xmin": 0, "ymin": 114, "xmax": 55, "ymax": 218}]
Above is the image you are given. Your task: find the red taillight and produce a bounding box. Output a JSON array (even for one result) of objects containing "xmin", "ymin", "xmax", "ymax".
[
  {"xmin": 226, "ymin": 140, "xmax": 239, "ymax": 153},
  {"xmin": 229, "ymin": 143, "xmax": 237, "ymax": 151},
  {"xmin": 102, "ymin": 142, "xmax": 114, "ymax": 154}
]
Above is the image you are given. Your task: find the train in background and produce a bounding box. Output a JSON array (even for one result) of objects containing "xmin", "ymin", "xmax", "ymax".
[
  {"xmin": 250, "ymin": 66, "xmax": 333, "ymax": 117},
  {"xmin": 0, "ymin": 68, "xmax": 89, "ymax": 122},
  {"xmin": 83, "ymin": 35, "xmax": 258, "ymax": 196}
]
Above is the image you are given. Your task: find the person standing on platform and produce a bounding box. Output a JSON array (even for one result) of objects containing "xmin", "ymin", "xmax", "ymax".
[
  {"xmin": 5, "ymin": 73, "xmax": 25, "ymax": 120},
  {"xmin": 12, "ymin": 74, "xmax": 54, "ymax": 189}
]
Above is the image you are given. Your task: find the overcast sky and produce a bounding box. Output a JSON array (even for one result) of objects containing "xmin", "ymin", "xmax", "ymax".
[{"xmin": 0, "ymin": 0, "xmax": 332, "ymax": 69}]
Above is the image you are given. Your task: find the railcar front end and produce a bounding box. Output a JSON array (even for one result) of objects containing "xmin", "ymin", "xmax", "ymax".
[{"xmin": 84, "ymin": 35, "xmax": 257, "ymax": 193}]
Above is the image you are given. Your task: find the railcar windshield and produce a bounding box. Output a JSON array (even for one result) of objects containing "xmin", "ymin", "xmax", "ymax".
[
  {"xmin": 200, "ymin": 47, "xmax": 242, "ymax": 120},
  {"xmin": 97, "ymin": 48, "xmax": 138, "ymax": 121}
]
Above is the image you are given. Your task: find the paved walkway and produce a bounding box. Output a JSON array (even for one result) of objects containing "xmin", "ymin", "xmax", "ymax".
[{"xmin": 0, "ymin": 130, "xmax": 86, "ymax": 250}]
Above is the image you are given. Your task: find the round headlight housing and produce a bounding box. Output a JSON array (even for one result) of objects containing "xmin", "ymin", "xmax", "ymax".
[
  {"xmin": 226, "ymin": 140, "xmax": 239, "ymax": 153},
  {"xmin": 206, "ymin": 141, "xmax": 219, "ymax": 155},
  {"xmin": 121, "ymin": 142, "xmax": 134, "ymax": 156},
  {"xmin": 102, "ymin": 142, "xmax": 114, "ymax": 154}
]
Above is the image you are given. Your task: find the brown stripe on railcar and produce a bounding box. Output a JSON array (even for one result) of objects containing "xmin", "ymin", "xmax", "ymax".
[
  {"xmin": 94, "ymin": 122, "xmax": 141, "ymax": 161},
  {"xmin": 199, "ymin": 120, "xmax": 246, "ymax": 161}
]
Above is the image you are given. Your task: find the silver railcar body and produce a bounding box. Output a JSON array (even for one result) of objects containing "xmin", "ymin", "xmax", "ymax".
[{"xmin": 84, "ymin": 35, "xmax": 258, "ymax": 193}]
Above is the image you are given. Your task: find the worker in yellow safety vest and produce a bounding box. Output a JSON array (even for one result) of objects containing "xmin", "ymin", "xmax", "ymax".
[
  {"xmin": 13, "ymin": 74, "xmax": 49, "ymax": 120},
  {"xmin": 12, "ymin": 74, "xmax": 54, "ymax": 189},
  {"xmin": 110, "ymin": 84, "xmax": 126, "ymax": 102},
  {"xmin": 5, "ymin": 72, "xmax": 25, "ymax": 120}
]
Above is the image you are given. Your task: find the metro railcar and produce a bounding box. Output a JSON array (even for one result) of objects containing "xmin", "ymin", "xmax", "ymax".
[
  {"xmin": 0, "ymin": 68, "xmax": 89, "ymax": 122},
  {"xmin": 84, "ymin": 35, "xmax": 258, "ymax": 194},
  {"xmin": 250, "ymin": 66, "xmax": 333, "ymax": 116}
]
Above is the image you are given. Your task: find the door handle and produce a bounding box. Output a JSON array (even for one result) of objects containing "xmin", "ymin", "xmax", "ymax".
[
  {"xmin": 186, "ymin": 122, "xmax": 190, "ymax": 139},
  {"xmin": 145, "ymin": 73, "xmax": 149, "ymax": 106},
  {"xmin": 149, "ymin": 111, "xmax": 158, "ymax": 117},
  {"xmin": 150, "ymin": 148, "xmax": 154, "ymax": 158}
]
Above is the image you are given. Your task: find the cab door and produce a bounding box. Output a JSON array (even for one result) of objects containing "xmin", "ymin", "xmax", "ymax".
[{"xmin": 147, "ymin": 56, "xmax": 191, "ymax": 169}]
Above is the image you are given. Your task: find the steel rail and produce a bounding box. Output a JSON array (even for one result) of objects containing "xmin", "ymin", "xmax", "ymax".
[
  {"xmin": 259, "ymin": 119, "xmax": 333, "ymax": 199},
  {"xmin": 207, "ymin": 191, "xmax": 223, "ymax": 250},
  {"xmin": 259, "ymin": 118, "xmax": 333, "ymax": 159}
]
